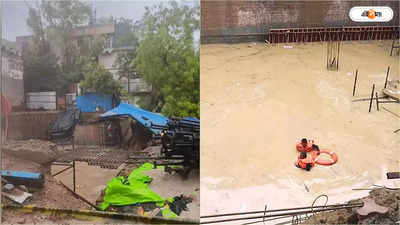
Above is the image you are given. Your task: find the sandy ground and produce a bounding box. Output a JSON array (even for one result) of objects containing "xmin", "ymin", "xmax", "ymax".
[
  {"xmin": 51, "ymin": 162, "xmax": 124, "ymax": 204},
  {"xmin": 200, "ymin": 40, "xmax": 399, "ymax": 224}
]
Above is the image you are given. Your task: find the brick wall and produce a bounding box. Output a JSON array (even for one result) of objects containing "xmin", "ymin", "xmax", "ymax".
[
  {"xmin": 201, "ymin": 0, "xmax": 400, "ymax": 43},
  {"xmin": 7, "ymin": 111, "xmax": 59, "ymax": 140}
]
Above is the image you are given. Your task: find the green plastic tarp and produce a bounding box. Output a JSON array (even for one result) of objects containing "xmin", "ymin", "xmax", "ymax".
[{"xmin": 99, "ymin": 163, "xmax": 176, "ymax": 218}]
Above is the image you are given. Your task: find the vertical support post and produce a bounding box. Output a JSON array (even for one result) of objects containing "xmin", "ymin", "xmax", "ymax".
[
  {"xmin": 384, "ymin": 66, "xmax": 390, "ymax": 88},
  {"xmin": 369, "ymin": 84, "xmax": 375, "ymax": 113},
  {"xmin": 337, "ymin": 41, "xmax": 340, "ymax": 70},
  {"xmin": 73, "ymin": 160, "xmax": 76, "ymax": 192},
  {"xmin": 352, "ymin": 69, "xmax": 358, "ymax": 96},
  {"xmin": 72, "ymin": 136, "xmax": 76, "ymax": 192},
  {"xmin": 0, "ymin": 1, "xmax": 3, "ymax": 217},
  {"xmin": 375, "ymin": 92, "xmax": 379, "ymax": 111}
]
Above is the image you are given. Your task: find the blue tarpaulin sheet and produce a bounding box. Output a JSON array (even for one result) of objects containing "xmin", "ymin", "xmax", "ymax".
[
  {"xmin": 2, "ymin": 170, "xmax": 42, "ymax": 179},
  {"xmin": 76, "ymin": 93, "xmax": 112, "ymax": 113},
  {"xmin": 100, "ymin": 102, "xmax": 168, "ymax": 134}
]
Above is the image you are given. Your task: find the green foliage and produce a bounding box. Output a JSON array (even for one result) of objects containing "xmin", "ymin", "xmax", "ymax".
[
  {"xmin": 79, "ymin": 62, "xmax": 121, "ymax": 96},
  {"xmin": 23, "ymin": 43, "xmax": 61, "ymax": 93},
  {"xmin": 25, "ymin": 0, "xmax": 94, "ymax": 94},
  {"xmin": 134, "ymin": 1, "xmax": 200, "ymax": 118}
]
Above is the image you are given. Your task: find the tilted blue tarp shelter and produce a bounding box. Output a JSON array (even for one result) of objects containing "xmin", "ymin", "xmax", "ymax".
[{"xmin": 100, "ymin": 102, "xmax": 169, "ymax": 134}]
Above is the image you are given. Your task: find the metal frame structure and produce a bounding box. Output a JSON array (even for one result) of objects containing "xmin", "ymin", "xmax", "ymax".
[
  {"xmin": 51, "ymin": 136, "xmax": 76, "ymax": 192},
  {"xmin": 390, "ymin": 39, "xmax": 399, "ymax": 56},
  {"xmin": 268, "ymin": 26, "xmax": 399, "ymax": 44}
]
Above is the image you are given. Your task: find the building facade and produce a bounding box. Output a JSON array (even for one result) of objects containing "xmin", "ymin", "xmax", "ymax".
[{"xmin": 1, "ymin": 45, "xmax": 24, "ymax": 107}]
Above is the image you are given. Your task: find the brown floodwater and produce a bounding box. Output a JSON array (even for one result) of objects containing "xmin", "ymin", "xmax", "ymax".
[{"xmin": 200, "ymin": 41, "xmax": 399, "ymax": 223}]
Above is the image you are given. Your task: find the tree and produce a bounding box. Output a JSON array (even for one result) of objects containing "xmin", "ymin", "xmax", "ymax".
[
  {"xmin": 23, "ymin": 42, "xmax": 61, "ymax": 93},
  {"xmin": 134, "ymin": 1, "xmax": 200, "ymax": 118},
  {"xmin": 25, "ymin": 0, "xmax": 93, "ymax": 94},
  {"xmin": 79, "ymin": 62, "xmax": 121, "ymax": 96}
]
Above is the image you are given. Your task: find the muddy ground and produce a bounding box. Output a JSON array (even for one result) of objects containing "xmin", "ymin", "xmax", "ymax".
[
  {"xmin": 2, "ymin": 140, "xmax": 199, "ymax": 223},
  {"xmin": 200, "ymin": 40, "xmax": 399, "ymax": 223},
  {"xmin": 1, "ymin": 152, "xmax": 89, "ymax": 211}
]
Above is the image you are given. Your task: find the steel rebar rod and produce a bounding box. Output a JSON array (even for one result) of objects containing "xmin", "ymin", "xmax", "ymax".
[
  {"xmin": 352, "ymin": 96, "xmax": 386, "ymax": 102},
  {"xmin": 200, "ymin": 204, "xmax": 363, "ymax": 224},
  {"xmin": 384, "ymin": 66, "xmax": 390, "ymax": 88},
  {"xmin": 241, "ymin": 214, "xmax": 298, "ymax": 225},
  {"xmin": 369, "ymin": 84, "xmax": 375, "ymax": 112},
  {"xmin": 376, "ymin": 92, "xmax": 380, "ymax": 111},
  {"xmin": 378, "ymin": 100, "xmax": 399, "ymax": 104},
  {"xmin": 382, "ymin": 106, "xmax": 400, "ymax": 118},
  {"xmin": 352, "ymin": 69, "xmax": 358, "ymax": 96},
  {"xmin": 51, "ymin": 166, "xmax": 73, "ymax": 177},
  {"xmin": 200, "ymin": 203, "xmax": 359, "ymax": 218}
]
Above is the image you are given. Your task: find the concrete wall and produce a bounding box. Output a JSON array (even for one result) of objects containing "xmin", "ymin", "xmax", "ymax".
[{"xmin": 201, "ymin": 0, "xmax": 400, "ymax": 43}]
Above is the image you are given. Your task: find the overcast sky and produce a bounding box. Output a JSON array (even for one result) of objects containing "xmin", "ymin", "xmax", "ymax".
[{"xmin": 2, "ymin": 0, "xmax": 198, "ymax": 41}]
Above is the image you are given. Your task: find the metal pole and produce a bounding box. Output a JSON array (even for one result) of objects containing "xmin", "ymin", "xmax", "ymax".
[
  {"xmin": 337, "ymin": 41, "xmax": 340, "ymax": 70},
  {"xmin": 72, "ymin": 135, "xmax": 76, "ymax": 192},
  {"xmin": 73, "ymin": 160, "xmax": 76, "ymax": 192},
  {"xmin": 352, "ymin": 69, "xmax": 358, "ymax": 96},
  {"xmin": 375, "ymin": 92, "xmax": 379, "ymax": 111},
  {"xmin": 0, "ymin": 1, "xmax": 3, "ymax": 218},
  {"xmin": 384, "ymin": 66, "xmax": 390, "ymax": 88},
  {"xmin": 368, "ymin": 84, "xmax": 375, "ymax": 113}
]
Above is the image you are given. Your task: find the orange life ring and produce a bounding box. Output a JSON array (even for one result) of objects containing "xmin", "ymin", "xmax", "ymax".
[
  {"xmin": 296, "ymin": 141, "xmax": 313, "ymax": 152},
  {"xmin": 314, "ymin": 150, "xmax": 338, "ymax": 166}
]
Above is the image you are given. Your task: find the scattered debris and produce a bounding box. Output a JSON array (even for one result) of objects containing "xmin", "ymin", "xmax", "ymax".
[
  {"xmin": 169, "ymin": 195, "xmax": 193, "ymax": 215},
  {"xmin": 355, "ymin": 198, "xmax": 389, "ymax": 216},
  {"xmin": 301, "ymin": 188, "xmax": 400, "ymax": 224},
  {"xmin": 2, "ymin": 189, "xmax": 32, "ymax": 204},
  {"xmin": 387, "ymin": 172, "xmax": 400, "ymax": 179}
]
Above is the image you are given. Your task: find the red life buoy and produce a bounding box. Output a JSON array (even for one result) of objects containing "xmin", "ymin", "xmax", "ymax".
[
  {"xmin": 296, "ymin": 140, "xmax": 313, "ymax": 152},
  {"xmin": 314, "ymin": 150, "xmax": 338, "ymax": 166}
]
